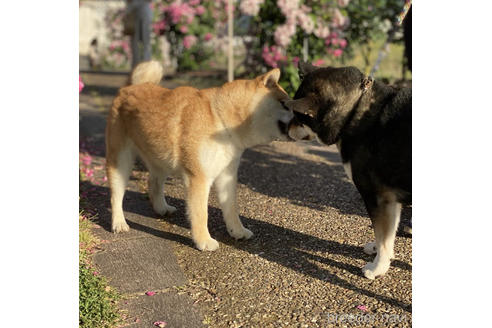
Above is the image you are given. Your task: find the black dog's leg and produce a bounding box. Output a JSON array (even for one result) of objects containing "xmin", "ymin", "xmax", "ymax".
[{"xmin": 360, "ymin": 191, "xmax": 401, "ymax": 279}]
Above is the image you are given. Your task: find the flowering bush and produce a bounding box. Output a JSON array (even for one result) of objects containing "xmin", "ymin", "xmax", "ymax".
[
  {"xmin": 103, "ymin": 1, "xmax": 226, "ymax": 71},
  {"xmin": 102, "ymin": 9, "xmax": 132, "ymax": 69},
  {"xmin": 239, "ymin": 0, "xmax": 351, "ymax": 95},
  {"xmin": 106, "ymin": 39, "xmax": 132, "ymax": 69},
  {"xmin": 151, "ymin": 0, "xmax": 223, "ymax": 70},
  {"xmin": 99, "ymin": 0, "xmax": 405, "ymax": 91},
  {"xmin": 343, "ymin": 0, "xmax": 404, "ymax": 69}
]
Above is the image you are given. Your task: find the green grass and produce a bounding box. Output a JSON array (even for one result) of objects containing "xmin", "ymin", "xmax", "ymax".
[{"xmin": 79, "ymin": 213, "xmax": 121, "ymax": 328}]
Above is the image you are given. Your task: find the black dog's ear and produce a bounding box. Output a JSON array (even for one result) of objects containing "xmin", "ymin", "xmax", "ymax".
[
  {"xmin": 284, "ymin": 98, "xmax": 317, "ymax": 117},
  {"xmin": 298, "ymin": 61, "xmax": 317, "ymax": 80}
]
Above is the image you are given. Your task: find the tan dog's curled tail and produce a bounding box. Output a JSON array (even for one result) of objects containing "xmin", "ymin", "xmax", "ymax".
[{"xmin": 130, "ymin": 60, "xmax": 164, "ymax": 85}]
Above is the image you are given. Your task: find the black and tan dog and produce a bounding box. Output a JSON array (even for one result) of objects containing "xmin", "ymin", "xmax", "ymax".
[{"xmin": 286, "ymin": 62, "xmax": 411, "ymax": 279}]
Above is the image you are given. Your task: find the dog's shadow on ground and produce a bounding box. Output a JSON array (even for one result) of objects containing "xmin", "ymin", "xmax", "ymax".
[
  {"xmin": 238, "ymin": 145, "xmax": 412, "ymax": 233},
  {"xmin": 81, "ymin": 181, "xmax": 411, "ymax": 313}
]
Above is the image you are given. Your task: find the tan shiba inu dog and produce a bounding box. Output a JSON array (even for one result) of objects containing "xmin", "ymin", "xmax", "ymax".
[{"xmin": 106, "ymin": 61, "xmax": 293, "ymax": 251}]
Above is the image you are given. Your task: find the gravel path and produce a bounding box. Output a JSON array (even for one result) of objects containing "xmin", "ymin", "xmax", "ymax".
[
  {"xmin": 159, "ymin": 141, "xmax": 412, "ymax": 328},
  {"xmin": 80, "ymin": 72, "xmax": 412, "ymax": 327}
]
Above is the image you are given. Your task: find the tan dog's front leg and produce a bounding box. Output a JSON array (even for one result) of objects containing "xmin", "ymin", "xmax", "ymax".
[
  {"xmin": 186, "ymin": 174, "xmax": 219, "ymax": 251},
  {"xmin": 214, "ymin": 161, "xmax": 253, "ymax": 240}
]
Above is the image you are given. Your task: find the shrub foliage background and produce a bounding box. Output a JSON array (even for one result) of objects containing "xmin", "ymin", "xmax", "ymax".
[{"xmin": 101, "ymin": 0, "xmax": 406, "ymax": 94}]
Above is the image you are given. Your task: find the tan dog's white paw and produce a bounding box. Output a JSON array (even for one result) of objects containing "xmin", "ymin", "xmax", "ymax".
[
  {"xmin": 228, "ymin": 226, "xmax": 254, "ymax": 240},
  {"xmin": 195, "ymin": 237, "xmax": 219, "ymax": 251},
  {"xmin": 112, "ymin": 220, "xmax": 130, "ymax": 233}
]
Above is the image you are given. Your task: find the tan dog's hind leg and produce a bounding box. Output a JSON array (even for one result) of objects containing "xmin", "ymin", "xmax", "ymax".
[
  {"xmin": 148, "ymin": 167, "xmax": 177, "ymax": 216},
  {"xmin": 362, "ymin": 194, "xmax": 401, "ymax": 279},
  {"xmin": 186, "ymin": 174, "xmax": 219, "ymax": 251},
  {"xmin": 107, "ymin": 141, "xmax": 136, "ymax": 233},
  {"xmin": 214, "ymin": 161, "xmax": 253, "ymax": 240}
]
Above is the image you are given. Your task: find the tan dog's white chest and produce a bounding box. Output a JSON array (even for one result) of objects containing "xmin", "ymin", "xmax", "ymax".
[{"xmin": 199, "ymin": 139, "xmax": 241, "ymax": 181}]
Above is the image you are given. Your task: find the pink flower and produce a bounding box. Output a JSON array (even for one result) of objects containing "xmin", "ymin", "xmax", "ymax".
[
  {"xmin": 274, "ymin": 24, "xmax": 296, "ymax": 48},
  {"xmin": 79, "ymin": 76, "xmax": 84, "ymax": 93},
  {"xmin": 102, "ymin": 176, "xmax": 108, "ymax": 182},
  {"xmin": 292, "ymin": 56, "xmax": 300, "ymax": 67},
  {"xmin": 93, "ymin": 271, "xmax": 99, "ymax": 276},
  {"xmin": 314, "ymin": 24, "xmax": 330, "ymax": 39},
  {"xmin": 179, "ymin": 25, "xmax": 188, "ymax": 33},
  {"xmin": 121, "ymin": 40, "xmax": 130, "ymax": 52},
  {"xmin": 153, "ymin": 23, "xmax": 161, "ymax": 35},
  {"xmin": 239, "ymin": 0, "xmax": 264, "ymax": 16},
  {"xmin": 145, "ymin": 291, "xmax": 156, "ymax": 296},
  {"xmin": 262, "ymin": 45, "xmax": 286, "ymax": 68},
  {"xmin": 338, "ymin": 39, "xmax": 347, "ymax": 48},
  {"xmin": 297, "ymin": 12, "xmax": 314, "ymax": 34},
  {"xmin": 356, "ymin": 305, "xmax": 368, "ymax": 312},
  {"xmin": 278, "ymin": 0, "xmax": 300, "ymax": 18},
  {"xmin": 153, "ymin": 21, "xmax": 166, "ymax": 34},
  {"xmin": 300, "ymin": 4, "xmax": 312, "ymax": 13},
  {"xmin": 168, "ymin": 3, "xmax": 195, "ymax": 24},
  {"xmin": 82, "ymin": 155, "xmax": 92, "ymax": 166},
  {"xmin": 196, "ymin": 5, "xmax": 205, "ymax": 15},
  {"xmin": 332, "ymin": 8, "xmax": 350, "ymax": 29},
  {"xmin": 337, "ymin": 0, "xmax": 350, "ymax": 7},
  {"xmin": 313, "ymin": 59, "xmax": 325, "ymax": 67},
  {"xmin": 183, "ymin": 35, "xmax": 197, "ymax": 49},
  {"xmin": 262, "ymin": 50, "xmax": 277, "ymax": 68},
  {"xmin": 333, "ymin": 49, "xmax": 343, "ymax": 57},
  {"xmin": 273, "ymin": 51, "xmax": 284, "ymax": 62},
  {"xmin": 204, "ymin": 33, "xmax": 213, "ymax": 41},
  {"xmin": 189, "ymin": 0, "xmax": 201, "ymax": 5}
]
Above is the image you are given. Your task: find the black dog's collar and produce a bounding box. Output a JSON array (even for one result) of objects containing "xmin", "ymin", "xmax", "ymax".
[{"xmin": 337, "ymin": 77, "xmax": 375, "ymax": 140}]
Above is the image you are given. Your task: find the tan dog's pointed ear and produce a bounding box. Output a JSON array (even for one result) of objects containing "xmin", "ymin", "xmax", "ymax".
[
  {"xmin": 284, "ymin": 97, "xmax": 316, "ymax": 117},
  {"xmin": 258, "ymin": 68, "xmax": 281, "ymax": 88}
]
